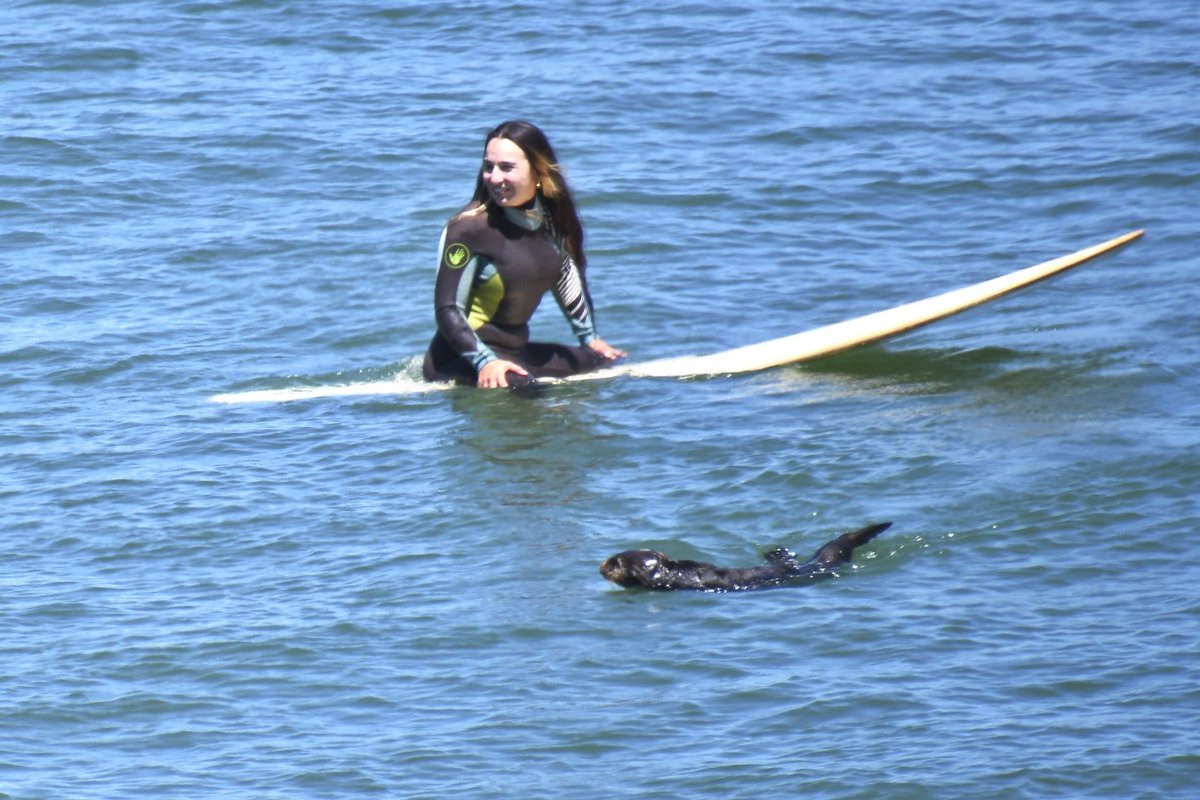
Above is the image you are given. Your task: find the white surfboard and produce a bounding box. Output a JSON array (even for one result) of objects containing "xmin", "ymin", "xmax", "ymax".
[
  {"xmin": 211, "ymin": 229, "xmax": 1143, "ymax": 404},
  {"xmin": 578, "ymin": 228, "xmax": 1145, "ymax": 381}
]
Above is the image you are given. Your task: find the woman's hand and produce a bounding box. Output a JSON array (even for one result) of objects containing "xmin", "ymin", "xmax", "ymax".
[
  {"xmin": 587, "ymin": 338, "xmax": 627, "ymax": 361},
  {"xmin": 477, "ymin": 359, "xmax": 527, "ymax": 389}
]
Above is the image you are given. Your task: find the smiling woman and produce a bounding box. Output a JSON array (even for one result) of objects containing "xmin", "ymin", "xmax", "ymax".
[
  {"xmin": 421, "ymin": 120, "xmax": 626, "ymax": 388},
  {"xmin": 481, "ymin": 138, "xmax": 538, "ymax": 207}
]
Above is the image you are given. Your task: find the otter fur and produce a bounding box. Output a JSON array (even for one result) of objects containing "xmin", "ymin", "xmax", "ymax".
[{"xmin": 600, "ymin": 522, "xmax": 891, "ymax": 592}]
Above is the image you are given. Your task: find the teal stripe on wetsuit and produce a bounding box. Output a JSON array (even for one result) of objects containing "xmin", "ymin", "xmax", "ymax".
[{"xmin": 436, "ymin": 225, "xmax": 498, "ymax": 371}]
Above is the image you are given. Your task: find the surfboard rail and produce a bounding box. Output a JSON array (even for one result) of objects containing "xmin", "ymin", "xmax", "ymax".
[{"xmin": 580, "ymin": 228, "xmax": 1145, "ymax": 380}]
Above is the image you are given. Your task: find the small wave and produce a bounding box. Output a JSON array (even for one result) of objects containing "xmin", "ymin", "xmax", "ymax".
[{"xmin": 210, "ymin": 377, "xmax": 450, "ymax": 404}]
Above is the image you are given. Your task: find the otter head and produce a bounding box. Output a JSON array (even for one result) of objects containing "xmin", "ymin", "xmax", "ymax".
[{"xmin": 600, "ymin": 549, "xmax": 669, "ymax": 589}]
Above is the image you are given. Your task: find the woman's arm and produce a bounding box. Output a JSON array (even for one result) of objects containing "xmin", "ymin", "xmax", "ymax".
[
  {"xmin": 553, "ymin": 251, "xmax": 626, "ymax": 360},
  {"xmin": 432, "ymin": 227, "xmax": 497, "ymax": 372},
  {"xmin": 552, "ymin": 251, "xmax": 598, "ymax": 344}
]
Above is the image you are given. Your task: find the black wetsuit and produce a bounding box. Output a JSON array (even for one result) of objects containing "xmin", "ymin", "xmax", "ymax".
[{"xmin": 422, "ymin": 201, "xmax": 606, "ymax": 384}]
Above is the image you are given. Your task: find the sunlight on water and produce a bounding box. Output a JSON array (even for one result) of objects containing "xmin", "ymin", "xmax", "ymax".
[{"xmin": 3, "ymin": 1, "xmax": 1198, "ymax": 798}]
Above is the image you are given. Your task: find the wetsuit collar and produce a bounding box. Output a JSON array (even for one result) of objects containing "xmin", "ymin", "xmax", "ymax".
[{"xmin": 501, "ymin": 197, "xmax": 545, "ymax": 231}]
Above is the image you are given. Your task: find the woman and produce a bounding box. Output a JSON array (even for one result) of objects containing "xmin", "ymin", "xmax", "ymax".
[{"xmin": 422, "ymin": 121, "xmax": 626, "ymax": 388}]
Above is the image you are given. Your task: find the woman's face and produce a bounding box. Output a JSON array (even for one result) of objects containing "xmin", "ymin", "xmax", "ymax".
[{"xmin": 482, "ymin": 137, "xmax": 538, "ymax": 207}]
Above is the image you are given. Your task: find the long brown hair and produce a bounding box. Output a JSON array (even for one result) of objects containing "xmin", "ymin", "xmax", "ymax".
[{"xmin": 468, "ymin": 120, "xmax": 587, "ymax": 270}]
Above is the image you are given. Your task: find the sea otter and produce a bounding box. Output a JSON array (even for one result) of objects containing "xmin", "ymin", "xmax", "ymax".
[{"xmin": 600, "ymin": 522, "xmax": 891, "ymax": 592}]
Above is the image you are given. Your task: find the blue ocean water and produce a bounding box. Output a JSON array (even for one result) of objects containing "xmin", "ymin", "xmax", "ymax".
[{"xmin": 3, "ymin": 1, "xmax": 1198, "ymax": 798}]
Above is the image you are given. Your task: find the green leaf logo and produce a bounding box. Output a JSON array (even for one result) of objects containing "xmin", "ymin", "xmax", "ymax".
[{"xmin": 445, "ymin": 243, "xmax": 470, "ymax": 269}]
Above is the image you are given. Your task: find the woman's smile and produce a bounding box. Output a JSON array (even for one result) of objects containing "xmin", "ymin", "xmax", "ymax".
[{"xmin": 482, "ymin": 137, "xmax": 537, "ymax": 207}]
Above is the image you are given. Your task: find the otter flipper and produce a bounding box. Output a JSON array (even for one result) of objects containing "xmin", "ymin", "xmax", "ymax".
[{"xmin": 808, "ymin": 522, "xmax": 892, "ymax": 567}]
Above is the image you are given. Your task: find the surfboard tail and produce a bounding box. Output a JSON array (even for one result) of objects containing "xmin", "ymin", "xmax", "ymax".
[
  {"xmin": 809, "ymin": 522, "xmax": 892, "ymax": 567},
  {"xmin": 610, "ymin": 230, "xmax": 1145, "ymax": 380}
]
